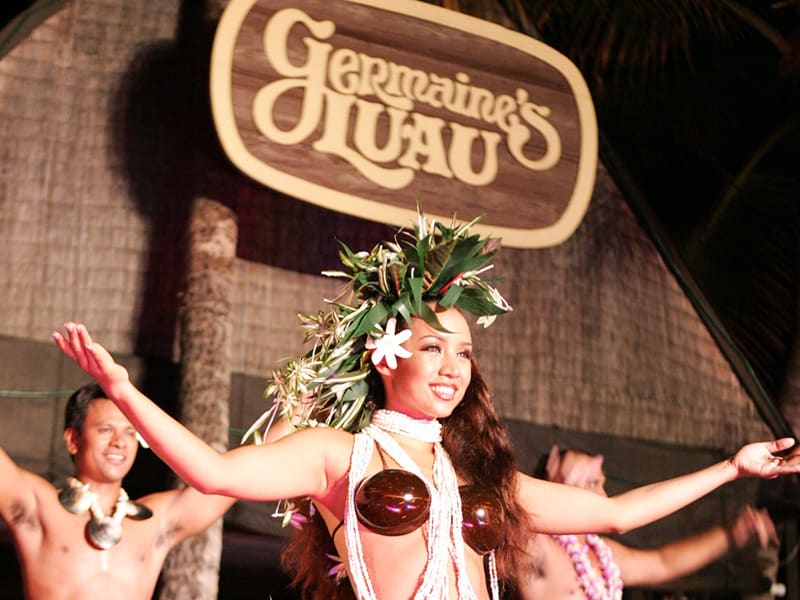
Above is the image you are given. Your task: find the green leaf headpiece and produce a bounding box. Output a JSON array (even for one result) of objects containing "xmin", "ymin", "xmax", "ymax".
[{"xmin": 242, "ymin": 210, "xmax": 512, "ymax": 441}]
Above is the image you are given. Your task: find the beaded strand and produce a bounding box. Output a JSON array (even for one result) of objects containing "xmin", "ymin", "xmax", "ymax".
[
  {"xmin": 344, "ymin": 410, "xmax": 497, "ymax": 600},
  {"xmin": 553, "ymin": 534, "xmax": 623, "ymax": 600}
]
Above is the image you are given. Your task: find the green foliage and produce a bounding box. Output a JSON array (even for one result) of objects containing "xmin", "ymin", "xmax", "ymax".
[{"xmin": 242, "ymin": 209, "xmax": 512, "ymax": 441}]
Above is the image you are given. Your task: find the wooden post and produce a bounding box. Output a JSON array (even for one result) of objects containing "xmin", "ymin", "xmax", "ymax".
[{"xmin": 158, "ymin": 197, "xmax": 237, "ymax": 600}]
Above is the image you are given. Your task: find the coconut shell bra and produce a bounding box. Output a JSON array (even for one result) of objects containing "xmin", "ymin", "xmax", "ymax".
[{"xmin": 347, "ymin": 468, "xmax": 503, "ymax": 554}]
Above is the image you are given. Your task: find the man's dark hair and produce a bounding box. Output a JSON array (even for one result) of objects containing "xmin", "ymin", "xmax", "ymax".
[
  {"xmin": 64, "ymin": 382, "xmax": 108, "ymax": 433},
  {"xmin": 532, "ymin": 450, "xmax": 553, "ymax": 480}
]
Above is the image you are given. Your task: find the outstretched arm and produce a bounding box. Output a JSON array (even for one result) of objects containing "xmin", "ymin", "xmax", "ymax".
[
  {"xmin": 518, "ymin": 442, "xmax": 800, "ymax": 535},
  {"xmin": 609, "ymin": 505, "xmax": 776, "ymax": 586},
  {"xmin": 0, "ymin": 446, "xmax": 39, "ymax": 530},
  {"xmin": 53, "ymin": 322, "xmax": 350, "ymax": 503},
  {"xmin": 148, "ymin": 487, "xmax": 238, "ymax": 546}
]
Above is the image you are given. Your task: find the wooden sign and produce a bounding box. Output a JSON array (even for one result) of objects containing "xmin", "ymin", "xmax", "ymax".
[{"xmin": 210, "ymin": 0, "xmax": 597, "ymax": 247}]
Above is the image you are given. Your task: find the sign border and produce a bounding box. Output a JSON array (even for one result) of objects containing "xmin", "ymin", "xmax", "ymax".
[{"xmin": 210, "ymin": 0, "xmax": 597, "ymax": 248}]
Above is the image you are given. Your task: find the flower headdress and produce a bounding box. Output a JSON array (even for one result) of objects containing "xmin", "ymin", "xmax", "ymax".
[{"xmin": 242, "ymin": 209, "xmax": 512, "ymax": 443}]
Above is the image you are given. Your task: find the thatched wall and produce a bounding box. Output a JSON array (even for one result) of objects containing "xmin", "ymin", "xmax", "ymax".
[
  {"xmin": 481, "ymin": 166, "xmax": 769, "ymax": 448},
  {"xmin": 0, "ymin": 0, "xmax": 769, "ymax": 455}
]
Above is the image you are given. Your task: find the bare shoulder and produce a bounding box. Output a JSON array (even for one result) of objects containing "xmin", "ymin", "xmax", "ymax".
[
  {"xmin": 514, "ymin": 470, "xmax": 552, "ymax": 506},
  {"xmin": 514, "ymin": 469, "xmax": 545, "ymax": 492},
  {"xmin": 133, "ymin": 486, "xmax": 228, "ymax": 514},
  {"xmin": 1, "ymin": 470, "xmax": 52, "ymax": 518},
  {"xmin": 0, "ymin": 461, "xmax": 49, "ymax": 497},
  {"xmin": 277, "ymin": 425, "xmax": 355, "ymax": 470},
  {"xmin": 269, "ymin": 425, "xmax": 355, "ymax": 455},
  {"xmin": 1, "ymin": 471, "xmax": 58, "ymax": 540},
  {"xmin": 133, "ymin": 488, "xmax": 178, "ymax": 511},
  {"xmin": 22, "ymin": 469, "xmax": 55, "ymax": 491},
  {"xmin": 280, "ymin": 424, "xmax": 355, "ymax": 442},
  {"xmin": 132, "ymin": 487, "xmax": 235, "ymax": 548}
]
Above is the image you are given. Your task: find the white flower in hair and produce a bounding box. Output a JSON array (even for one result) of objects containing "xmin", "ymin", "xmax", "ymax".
[{"xmin": 365, "ymin": 317, "xmax": 412, "ymax": 369}]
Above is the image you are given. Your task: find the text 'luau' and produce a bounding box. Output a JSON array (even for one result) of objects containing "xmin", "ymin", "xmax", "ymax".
[{"xmin": 253, "ymin": 8, "xmax": 562, "ymax": 189}]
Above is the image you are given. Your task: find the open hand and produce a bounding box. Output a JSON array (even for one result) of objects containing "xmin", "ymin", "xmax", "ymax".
[
  {"xmin": 731, "ymin": 438, "xmax": 800, "ymax": 479},
  {"xmin": 53, "ymin": 322, "xmax": 130, "ymax": 396}
]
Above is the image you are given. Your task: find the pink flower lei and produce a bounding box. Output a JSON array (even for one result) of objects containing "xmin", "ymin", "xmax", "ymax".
[{"xmin": 553, "ymin": 534, "xmax": 623, "ymax": 600}]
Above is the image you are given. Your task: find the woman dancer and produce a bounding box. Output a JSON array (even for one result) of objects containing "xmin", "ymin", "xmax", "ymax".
[{"xmin": 54, "ymin": 213, "xmax": 800, "ymax": 600}]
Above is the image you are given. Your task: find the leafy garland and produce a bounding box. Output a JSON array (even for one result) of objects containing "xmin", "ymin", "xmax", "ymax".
[{"xmin": 242, "ymin": 210, "xmax": 512, "ymax": 442}]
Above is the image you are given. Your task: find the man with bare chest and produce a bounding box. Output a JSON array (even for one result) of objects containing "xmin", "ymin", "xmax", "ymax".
[
  {"xmin": 515, "ymin": 446, "xmax": 776, "ymax": 599},
  {"xmin": 0, "ymin": 382, "xmax": 235, "ymax": 599},
  {"xmin": 520, "ymin": 533, "xmax": 618, "ymax": 599}
]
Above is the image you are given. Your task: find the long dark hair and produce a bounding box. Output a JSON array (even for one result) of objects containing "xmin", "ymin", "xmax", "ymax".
[{"xmin": 281, "ymin": 357, "xmax": 531, "ymax": 598}]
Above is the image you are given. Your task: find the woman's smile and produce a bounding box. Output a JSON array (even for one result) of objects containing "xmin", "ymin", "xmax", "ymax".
[{"xmin": 379, "ymin": 307, "xmax": 473, "ymax": 420}]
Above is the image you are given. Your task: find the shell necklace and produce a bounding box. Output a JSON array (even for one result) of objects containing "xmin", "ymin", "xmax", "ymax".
[
  {"xmin": 553, "ymin": 533, "xmax": 623, "ymax": 600},
  {"xmin": 58, "ymin": 476, "xmax": 152, "ymax": 550}
]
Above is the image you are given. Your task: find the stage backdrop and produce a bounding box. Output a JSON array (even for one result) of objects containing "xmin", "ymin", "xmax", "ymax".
[
  {"xmin": 0, "ymin": 1, "xmax": 774, "ymax": 595},
  {"xmin": 0, "ymin": 0, "xmax": 768, "ymax": 476}
]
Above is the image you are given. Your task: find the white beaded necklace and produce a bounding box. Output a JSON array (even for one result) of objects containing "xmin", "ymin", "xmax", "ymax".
[
  {"xmin": 370, "ymin": 407, "xmax": 442, "ymax": 442},
  {"xmin": 344, "ymin": 409, "xmax": 498, "ymax": 600}
]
